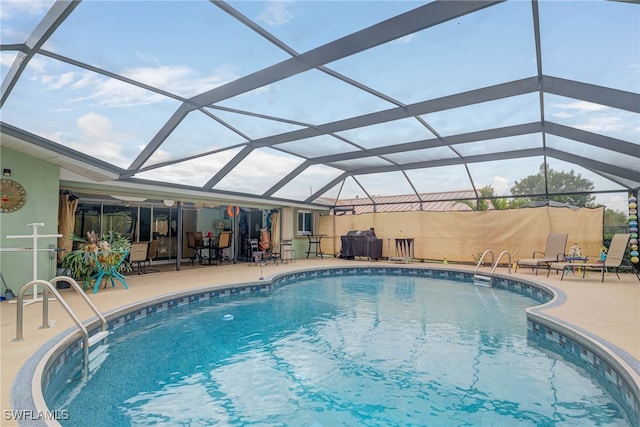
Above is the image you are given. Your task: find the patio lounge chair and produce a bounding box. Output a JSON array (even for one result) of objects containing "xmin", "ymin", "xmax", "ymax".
[
  {"xmin": 547, "ymin": 233, "xmax": 631, "ymax": 282},
  {"xmin": 515, "ymin": 232, "xmax": 568, "ymax": 275}
]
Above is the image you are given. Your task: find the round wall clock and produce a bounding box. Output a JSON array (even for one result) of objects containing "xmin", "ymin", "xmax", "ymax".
[{"xmin": 1, "ymin": 178, "xmax": 28, "ymax": 213}]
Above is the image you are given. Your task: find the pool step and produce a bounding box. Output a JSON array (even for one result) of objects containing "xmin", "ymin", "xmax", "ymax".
[
  {"xmin": 473, "ymin": 273, "xmax": 492, "ymax": 287},
  {"xmin": 88, "ymin": 344, "xmax": 109, "ymax": 372},
  {"xmin": 88, "ymin": 343, "xmax": 108, "ymax": 362},
  {"xmin": 87, "ymin": 330, "xmax": 109, "ymax": 347}
]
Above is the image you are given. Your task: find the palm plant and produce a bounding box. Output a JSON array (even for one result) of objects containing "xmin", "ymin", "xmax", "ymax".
[{"xmin": 458, "ymin": 186, "xmax": 526, "ymax": 211}]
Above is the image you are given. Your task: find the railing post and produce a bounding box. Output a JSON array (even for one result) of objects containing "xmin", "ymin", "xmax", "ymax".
[
  {"xmin": 13, "ymin": 279, "xmax": 55, "ymax": 341},
  {"xmin": 40, "ymin": 286, "xmax": 50, "ymax": 329}
]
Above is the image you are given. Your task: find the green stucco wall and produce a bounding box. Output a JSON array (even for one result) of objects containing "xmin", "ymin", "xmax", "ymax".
[{"xmin": 0, "ymin": 146, "xmax": 60, "ymax": 295}]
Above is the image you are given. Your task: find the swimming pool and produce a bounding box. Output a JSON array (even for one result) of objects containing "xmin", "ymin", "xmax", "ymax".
[{"xmin": 40, "ymin": 269, "xmax": 633, "ymax": 426}]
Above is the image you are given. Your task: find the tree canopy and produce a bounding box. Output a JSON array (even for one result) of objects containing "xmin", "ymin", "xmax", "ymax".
[{"xmin": 510, "ymin": 164, "xmax": 596, "ymax": 207}]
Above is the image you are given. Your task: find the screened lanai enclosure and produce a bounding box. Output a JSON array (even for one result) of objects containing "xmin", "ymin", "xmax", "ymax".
[{"xmin": 1, "ymin": 0, "xmax": 639, "ymax": 211}]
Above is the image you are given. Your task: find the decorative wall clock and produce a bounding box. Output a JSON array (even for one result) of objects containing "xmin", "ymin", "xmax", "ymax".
[{"xmin": 1, "ymin": 178, "xmax": 27, "ymax": 213}]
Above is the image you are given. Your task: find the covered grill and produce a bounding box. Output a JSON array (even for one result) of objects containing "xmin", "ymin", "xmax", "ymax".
[{"xmin": 340, "ymin": 229, "xmax": 383, "ymax": 260}]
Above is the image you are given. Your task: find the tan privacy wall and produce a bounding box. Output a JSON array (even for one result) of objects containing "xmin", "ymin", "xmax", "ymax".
[{"xmin": 318, "ymin": 206, "xmax": 604, "ymax": 264}]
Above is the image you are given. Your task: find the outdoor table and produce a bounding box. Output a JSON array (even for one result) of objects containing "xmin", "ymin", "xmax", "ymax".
[
  {"xmin": 306, "ymin": 235, "xmax": 325, "ymax": 258},
  {"xmin": 205, "ymin": 236, "xmax": 219, "ymax": 265},
  {"xmin": 564, "ymin": 256, "xmax": 590, "ymax": 277}
]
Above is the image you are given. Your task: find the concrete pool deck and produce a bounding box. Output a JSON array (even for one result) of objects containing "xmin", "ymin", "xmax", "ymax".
[{"xmin": 1, "ymin": 258, "xmax": 638, "ymax": 425}]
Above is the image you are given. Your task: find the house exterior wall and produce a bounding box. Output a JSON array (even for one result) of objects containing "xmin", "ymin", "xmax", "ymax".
[{"xmin": 1, "ymin": 147, "xmax": 60, "ymax": 292}]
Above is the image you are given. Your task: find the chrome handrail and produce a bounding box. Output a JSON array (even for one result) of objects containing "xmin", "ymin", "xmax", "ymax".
[
  {"xmin": 13, "ymin": 276, "xmax": 108, "ymax": 376},
  {"xmin": 492, "ymin": 250, "xmax": 512, "ymax": 275},
  {"xmin": 474, "ymin": 249, "xmax": 494, "ymax": 274}
]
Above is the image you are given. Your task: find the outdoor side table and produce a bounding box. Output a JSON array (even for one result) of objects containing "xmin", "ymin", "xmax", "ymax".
[
  {"xmin": 306, "ymin": 235, "xmax": 325, "ymax": 258},
  {"xmin": 564, "ymin": 256, "xmax": 589, "ymax": 277}
]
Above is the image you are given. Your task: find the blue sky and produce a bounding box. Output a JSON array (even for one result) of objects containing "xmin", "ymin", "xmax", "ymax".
[{"xmin": 1, "ymin": 0, "xmax": 638, "ymax": 211}]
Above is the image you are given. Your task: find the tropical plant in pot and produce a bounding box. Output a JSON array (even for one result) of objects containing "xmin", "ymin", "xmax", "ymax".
[{"xmin": 61, "ymin": 231, "xmax": 132, "ymax": 291}]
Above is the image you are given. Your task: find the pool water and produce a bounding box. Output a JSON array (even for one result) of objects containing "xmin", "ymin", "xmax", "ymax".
[{"xmin": 46, "ymin": 274, "xmax": 630, "ymax": 426}]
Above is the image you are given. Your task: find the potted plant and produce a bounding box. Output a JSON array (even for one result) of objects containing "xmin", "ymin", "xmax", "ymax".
[{"xmin": 61, "ymin": 231, "xmax": 132, "ymax": 292}]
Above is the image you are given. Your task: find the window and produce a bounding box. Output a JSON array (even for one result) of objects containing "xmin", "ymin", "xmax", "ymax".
[{"xmin": 297, "ymin": 211, "xmax": 313, "ymax": 236}]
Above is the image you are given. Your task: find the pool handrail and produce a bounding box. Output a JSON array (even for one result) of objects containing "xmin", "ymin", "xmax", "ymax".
[
  {"xmin": 474, "ymin": 250, "xmax": 512, "ymax": 286},
  {"xmin": 13, "ymin": 276, "xmax": 108, "ymax": 376}
]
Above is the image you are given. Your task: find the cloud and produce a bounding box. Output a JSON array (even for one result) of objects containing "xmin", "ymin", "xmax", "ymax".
[
  {"xmin": 1, "ymin": 52, "xmax": 17, "ymax": 68},
  {"xmin": 121, "ymin": 63, "xmax": 238, "ymax": 98},
  {"xmin": 0, "ymin": 1, "xmax": 50, "ymax": 43},
  {"xmin": 258, "ymin": 1, "xmax": 294, "ymax": 26},
  {"xmin": 68, "ymin": 77, "xmax": 166, "ymax": 108},
  {"xmin": 392, "ymin": 34, "xmax": 417, "ymax": 44},
  {"xmin": 574, "ymin": 116, "xmax": 625, "ymax": 134},
  {"xmin": 72, "ymin": 112, "xmax": 130, "ymax": 166},
  {"xmin": 140, "ymin": 146, "xmax": 305, "ymax": 194},
  {"xmin": 0, "ymin": 0, "xmax": 51, "ymax": 21},
  {"xmin": 138, "ymin": 149, "xmax": 243, "ymax": 187},
  {"xmin": 492, "ymin": 176, "xmax": 510, "ymax": 195},
  {"xmin": 43, "ymin": 112, "xmax": 129, "ymax": 167},
  {"xmin": 599, "ymin": 193, "xmax": 629, "ymax": 214},
  {"xmin": 551, "ymin": 111, "xmax": 573, "ymax": 119},
  {"xmin": 42, "ymin": 71, "xmax": 76, "ymax": 90},
  {"xmin": 550, "ymin": 99, "xmax": 633, "ymax": 134},
  {"xmin": 0, "ymin": 26, "xmax": 29, "ymax": 43},
  {"xmin": 41, "ymin": 113, "xmax": 131, "ymax": 168},
  {"xmin": 34, "ymin": 62, "xmax": 238, "ymax": 108},
  {"xmin": 552, "ymin": 100, "xmax": 607, "ymax": 112},
  {"xmin": 217, "ymin": 148, "xmax": 303, "ymax": 192}
]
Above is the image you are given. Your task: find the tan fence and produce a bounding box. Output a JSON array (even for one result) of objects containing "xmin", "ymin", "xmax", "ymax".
[{"xmin": 319, "ymin": 206, "xmax": 604, "ymax": 264}]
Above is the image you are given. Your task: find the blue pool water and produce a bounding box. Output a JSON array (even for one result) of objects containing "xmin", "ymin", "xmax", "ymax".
[{"xmin": 46, "ymin": 274, "xmax": 630, "ymax": 426}]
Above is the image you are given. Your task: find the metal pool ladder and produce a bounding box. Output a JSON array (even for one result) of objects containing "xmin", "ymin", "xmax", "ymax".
[
  {"xmin": 473, "ymin": 250, "xmax": 512, "ymax": 287},
  {"xmin": 13, "ymin": 276, "xmax": 109, "ymax": 376}
]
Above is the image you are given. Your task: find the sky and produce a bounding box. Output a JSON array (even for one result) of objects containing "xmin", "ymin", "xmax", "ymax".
[{"xmin": 1, "ymin": 0, "xmax": 638, "ymax": 212}]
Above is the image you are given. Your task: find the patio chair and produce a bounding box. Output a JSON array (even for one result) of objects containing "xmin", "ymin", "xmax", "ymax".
[
  {"xmin": 259, "ymin": 229, "xmax": 279, "ymax": 264},
  {"xmin": 248, "ymin": 238, "xmax": 264, "ymax": 265},
  {"xmin": 186, "ymin": 231, "xmax": 207, "ymax": 265},
  {"xmin": 547, "ymin": 234, "xmax": 631, "ymax": 282},
  {"xmin": 145, "ymin": 238, "xmax": 161, "ymax": 273},
  {"xmin": 281, "ymin": 238, "xmax": 295, "ymax": 263},
  {"xmin": 129, "ymin": 241, "xmax": 149, "ymax": 274},
  {"xmin": 515, "ymin": 232, "xmax": 568, "ymax": 275},
  {"xmin": 211, "ymin": 231, "xmax": 232, "ymax": 265}
]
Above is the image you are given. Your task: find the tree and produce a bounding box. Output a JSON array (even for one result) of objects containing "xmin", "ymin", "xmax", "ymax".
[
  {"xmin": 457, "ymin": 186, "xmax": 524, "ymax": 211},
  {"xmin": 604, "ymin": 208, "xmax": 629, "ymax": 240},
  {"xmin": 510, "ymin": 163, "xmax": 595, "ymax": 207}
]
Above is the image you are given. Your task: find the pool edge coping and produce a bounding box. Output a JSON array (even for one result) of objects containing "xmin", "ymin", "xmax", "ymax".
[{"xmin": 15, "ymin": 265, "xmax": 640, "ymax": 426}]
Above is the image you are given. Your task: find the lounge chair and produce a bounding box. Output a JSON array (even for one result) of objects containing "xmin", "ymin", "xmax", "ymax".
[
  {"xmin": 515, "ymin": 232, "xmax": 568, "ymax": 275},
  {"xmin": 547, "ymin": 233, "xmax": 631, "ymax": 282}
]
